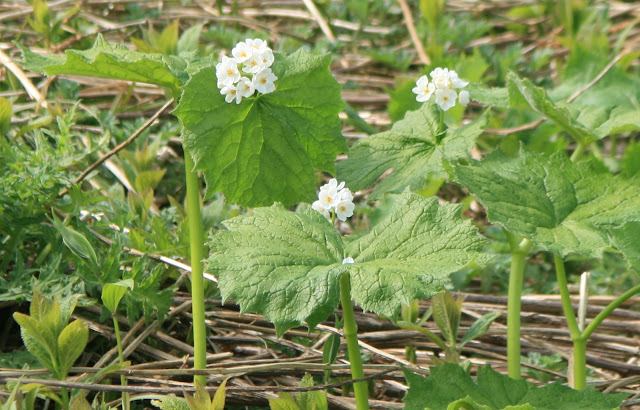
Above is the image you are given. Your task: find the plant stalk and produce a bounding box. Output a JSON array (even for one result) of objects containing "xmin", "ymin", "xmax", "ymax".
[
  {"xmin": 582, "ymin": 283, "xmax": 640, "ymax": 339},
  {"xmin": 506, "ymin": 232, "xmax": 532, "ymax": 379},
  {"xmin": 339, "ymin": 273, "xmax": 369, "ymax": 410},
  {"xmin": 112, "ymin": 316, "xmax": 129, "ymax": 410},
  {"xmin": 184, "ymin": 152, "xmax": 207, "ymax": 387},
  {"xmin": 572, "ymin": 336, "xmax": 587, "ymax": 390}
]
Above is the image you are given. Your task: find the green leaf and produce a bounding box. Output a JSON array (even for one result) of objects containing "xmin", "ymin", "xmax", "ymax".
[
  {"xmin": 208, "ymin": 192, "xmax": 489, "ymax": 335},
  {"xmin": 431, "ymin": 291, "xmax": 462, "ymax": 348},
  {"xmin": 57, "ymin": 319, "xmax": 88, "ymax": 379},
  {"xmin": 506, "ymin": 72, "xmax": 592, "ymax": 142},
  {"xmin": 207, "ymin": 203, "xmax": 346, "ymax": 336},
  {"xmin": 346, "ymin": 193, "xmax": 491, "ymax": 317},
  {"xmin": 52, "ymin": 216, "xmax": 98, "ymax": 267},
  {"xmin": 0, "ymin": 97, "xmax": 12, "ymax": 135},
  {"xmin": 465, "ymin": 83, "xmax": 508, "ymax": 108},
  {"xmin": 211, "ymin": 379, "xmax": 228, "ymax": 410},
  {"xmin": 177, "ymin": 23, "xmax": 204, "ymax": 54},
  {"xmin": 296, "ymin": 373, "xmax": 326, "ymax": 410},
  {"xmin": 101, "ymin": 279, "xmax": 135, "ymax": 313},
  {"xmin": 19, "ymin": 34, "xmax": 187, "ymax": 95},
  {"xmin": 459, "ymin": 311, "xmax": 501, "ymax": 349},
  {"xmin": 184, "ymin": 380, "xmax": 210, "ymax": 410},
  {"xmin": 151, "ymin": 396, "xmax": 190, "ymax": 410},
  {"xmin": 336, "ymin": 104, "xmax": 487, "ymax": 199},
  {"xmin": 269, "ymin": 393, "xmax": 300, "ymax": 410},
  {"xmin": 452, "ymin": 147, "xmax": 640, "ymax": 262},
  {"xmin": 443, "ymin": 396, "xmax": 492, "ymax": 410},
  {"xmin": 566, "ymin": 104, "xmax": 640, "ymax": 140},
  {"xmin": 175, "ymin": 49, "xmax": 346, "ymax": 206},
  {"xmin": 608, "ymin": 222, "xmax": 640, "ymax": 272},
  {"xmin": 622, "ymin": 142, "xmax": 640, "ymax": 177},
  {"xmin": 404, "ymin": 363, "xmax": 628, "ymax": 410},
  {"xmin": 68, "ymin": 394, "xmax": 92, "ymax": 410},
  {"xmin": 13, "ymin": 313, "xmax": 56, "ymax": 373}
]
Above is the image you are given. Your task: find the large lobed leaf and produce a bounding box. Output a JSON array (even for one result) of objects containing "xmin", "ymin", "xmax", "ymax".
[
  {"xmin": 175, "ymin": 49, "xmax": 346, "ymax": 207},
  {"xmin": 404, "ymin": 362, "xmax": 629, "ymax": 410},
  {"xmin": 207, "ymin": 191, "xmax": 489, "ymax": 335},
  {"xmin": 20, "ymin": 34, "xmax": 188, "ymax": 95},
  {"xmin": 452, "ymin": 147, "xmax": 640, "ymax": 265},
  {"xmin": 336, "ymin": 103, "xmax": 487, "ymax": 200}
]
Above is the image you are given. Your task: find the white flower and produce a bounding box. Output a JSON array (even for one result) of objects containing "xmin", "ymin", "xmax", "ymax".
[
  {"xmin": 220, "ymin": 83, "xmax": 241, "ymax": 104},
  {"xmin": 342, "ymin": 257, "xmax": 355, "ymax": 264},
  {"xmin": 253, "ymin": 68, "xmax": 278, "ymax": 94},
  {"xmin": 318, "ymin": 186, "xmax": 340, "ymax": 209},
  {"xmin": 215, "ymin": 56, "xmax": 240, "ymax": 87},
  {"xmin": 258, "ymin": 48, "xmax": 275, "ymax": 68},
  {"xmin": 246, "ymin": 38, "xmax": 268, "ymax": 52},
  {"xmin": 243, "ymin": 53, "xmax": 266, "ymax": 74},
  {"xmin": 448, "ymin": 71, "xmax": 468, "ymax": 88},
  {"xmin": 458, "ymin": 90, "xmax": 470, "ymax": 107},
  {"xmin": 337, "ymin": 187, "xmax": 353, "ymax": 202},
  {"xmin": 312, "ymin": 200, "xmax": 331, "ymax": 219},
  {"xmin": 231, "ymin": 41, "xmax": 253, "ymax": 63},
  {"xmin": 412, "ymin": 75, "xmax": 436, "ymax": 102},
  {"xmin": 236, "ymin": 77, "xmax": 255, "ymax": 99},
  {"xmin": 335, "ymin": 200, "xmax": 355, "ymax": 222},
  {"xmin": 435, "ymin": 87, "xmax": 458, "ymax": 111},
  {"xmin": 430, "ymin": 67, "xmax": 451, "ymax": 89}
]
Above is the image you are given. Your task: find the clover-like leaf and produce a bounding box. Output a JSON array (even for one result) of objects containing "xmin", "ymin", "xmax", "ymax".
[
  {"xmin": 208, "ymin": 192, "xmax": 489, "ymax": 334},
  {"xmin": 452, "ymin": 147, "xmax": 640, "ymax": 263},
  {"xmin": 20, "ymin": 34, "xmax": 187, "ymax": 95},
  {"xmin": 175, "ymin": 49, "xmax": 345, "ymax": 207},
  {"xmin": 346, "ymin": 193, "xmax": 490, "ymax": 317},
  {"xmin": 404, "ymin": 362, "xmax": 629, "ymax": 410},
  {"xmin": 207, "ymin": 204, "xmax": 346, "ymax": 336},
  {"xmin": 336, "ymin": 103, "xmax": 487, "ymax": 199}
]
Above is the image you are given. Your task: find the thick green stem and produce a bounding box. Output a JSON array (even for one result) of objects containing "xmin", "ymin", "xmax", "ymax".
[
  {"xmin": 339, "ymin": 273, "xmax": 369, "ymax": 410},
  {"xmin": 570, "ymin": 141, "xmax": 586, "ymax": 162},
  {"xmin": 112, "ymin": 317, "xmax": 129, "ymax": 410},
  {"xmin": 506, "ymin": 233, "xmax": 532, "ymax": 379},
  {"xmin": 184, "ymin": 152, "xmax": 207, "ymax": 387},
  {"xmin": 572, "ymin": 337, "xmax": 587, "ymax": 390},
  {"xmin": 401, "ymin": 299, "xmax": 420, "ymax": 363}
]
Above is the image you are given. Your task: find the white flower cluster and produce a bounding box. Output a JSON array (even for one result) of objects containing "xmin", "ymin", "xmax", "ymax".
[
  {"xmin": 216, "ymin": 39, "xmax": 278, "ymax": 104},
  {"xmin": 312, "ymin": 179, "xmax": 355, "ymax": 222},
  {"xmin": 412, "ymin": 67, "xmax": 470, "ymax": 111}
]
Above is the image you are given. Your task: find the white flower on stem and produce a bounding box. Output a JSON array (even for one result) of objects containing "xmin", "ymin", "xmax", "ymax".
[
  {"xmin": 435, "ymin": 87, "xmax": 458, "ymax": 111},
  {"xmin": 458, "ymin": 90, "xmax": 470, "ymax": 107},
  {"xmin": 342, "ymin": 257, "xmax": 355, "ymax": 264},
  {"xmin": 412, "ymin": 75, "xmax": 436, "ymax": 102},
  {"xmin": 253, "ymin": 68, "xmax": 278, "ymax": 94},
  {"xmin": 236, "ymin": 77, "xmax": 255, "ymax": 99},
  {"xmin": 215, "ymin": 56, "xmax": 240, "ymax": 87},
  {"xmin": 231, "ymin": 41, "xmax": 253, "ymax": 63},
  {"xmin": 448, "ymin": 71, "xmax": 469, "ymax": 88},
  {"xmin": 318, "ymin": 187, "xmax": 340, "ymax": 209},
  {"xmin": 312, "ymin": 200, "xmax": 331, "ymax": 219},
  {"xmin": 337, "ymin": 187, "xmax": 354, "ymax": 202},
  {"xmin": 220, "ymin": 83, "xmax": 241, "ymax": 104},
  {"xmin": 335, "ymin": 200, "xmax": 355, "ymax": 222}
]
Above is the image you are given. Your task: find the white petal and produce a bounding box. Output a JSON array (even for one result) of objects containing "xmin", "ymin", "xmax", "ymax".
[{"xmin": 458, "ymin": 90, "xmax": 470, "ymax": 106}]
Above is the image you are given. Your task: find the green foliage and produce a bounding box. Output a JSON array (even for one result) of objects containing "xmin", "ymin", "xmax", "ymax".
[
  {"xmin": 13, "ymin": 292, "xmax": 88, "ymax": 381},
  {"xmin": 0, "ymin": 97, "xmax": 12, "ymax": 135},
  {"xmin": 175, "ymin": 48, "xmax": 346, "ymax": 207},
  {"xmin": 151, "ymin": 380, "xmax": 227, "ymax": 410},
  {"xmin": 268, "ymin": 374, "xmax": 328, "ymax": 410},
  {"xmin": 20, "ymin": 34, "xmax": 190, "ymax": 95},
  {"xmin": 101, "ymin": 279, "xmax": 135, "ymax": 313},
  {"xmin": 207, "ymin": 191, "xmax": 489, "ymax": 336},
  {"xmin": 337, "ymin": 103, "xmax": 487, "ymax": 199},
  {"xmin": 403, "ymin": 362, "xmax": 629, "ymax": 409},
  {"xmin": 453, "ymin": 147, "xmax": 640, "ymax": 266}
]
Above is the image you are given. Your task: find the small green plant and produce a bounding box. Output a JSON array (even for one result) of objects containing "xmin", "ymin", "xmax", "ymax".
[
  {"xmin": 12, "ymin": 291, "xmax": 89, "ymax": 408},
  {"xmin": 151, "ymin": 380, "xmax": 227, "ymax": 410},
  {"xmin": 398, "ymin": 291, "xmax": 500, "ymax": 367},
  {"xmin": 268, "ymin": 373, "xmax": 328, "ymax": 410}
]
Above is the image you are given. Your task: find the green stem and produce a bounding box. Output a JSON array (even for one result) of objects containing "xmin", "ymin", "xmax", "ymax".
[
  {"xmin": 572, "ymin": 337, "xmax": 587, "ymax": 390},
  {"xmin": 60, "ymin": 387, "xmax": 69, "ymax": 409},
  {"xmin": 570, "ymin": 141, "xmax": 586, "ymax": 162},
  {"xmin": 401, "ymin": 299, "xmax": 420, "ymax": 363},
  {"xmin": 582, "ymin": 283, "xmax": 640, "ymax": 339},
  {"xmin": 339, "ymin": 273, "xmax": 369, "ymax": 410},
  {"xmin": 506, "ymin": 232, "xmax": 532, "ymax": 379},
  {"xmin": 554, "ymin": 254, "xmax": 581, "ymax": 339},
  {"xmin": 112, "ymin": 316, "xmax": 129, "ymax": 410},
  {"xmin": 184, "ymin": 152, "xmax": 207, "ymax": 387}
]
